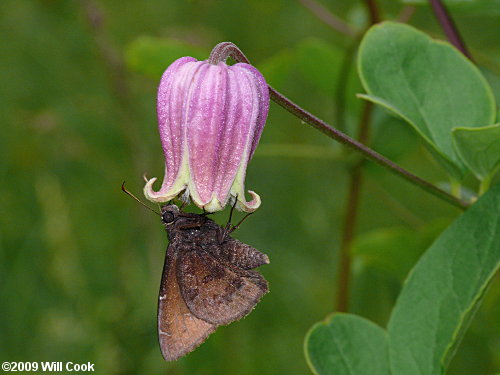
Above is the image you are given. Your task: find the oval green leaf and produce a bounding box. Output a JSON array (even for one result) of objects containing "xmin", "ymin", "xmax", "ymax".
[
  {"xmin": 305, "ymin": 313, "xmax": 389, "ymax": 375},
  {"xmin": 358, "ymin": 22, "xmax": 496, "ymax": 179},
  {"xmin": 387, "ymin": 184, "xmax": 500, "ymax": 375},
  {"xmin": 452, "ymin": 123, "xmax": 500, "ymax": 181}
]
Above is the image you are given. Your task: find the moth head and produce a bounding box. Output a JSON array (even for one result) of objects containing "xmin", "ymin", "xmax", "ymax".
[
  {"xmin": 160, "ymin": 204, "xmax": 206, "ymax": 230},
  {"xmin": 161, "ymin": 204, "xmax": 179, "ymax": 225}
]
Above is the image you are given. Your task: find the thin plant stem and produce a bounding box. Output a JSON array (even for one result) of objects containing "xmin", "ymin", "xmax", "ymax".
[
  {"xmin": 208, "ymin": 42, "xmax": 469, "ymax": 210},
  {"xmin": 79, "ymin": 0, "xmax": 147, "ymax": 172},
  {"xmin": 336, "ymin": 0, "xmax": 379, "ymax": 313},
  {"xmin": 268, "ymin": 87, "xmax": 468, "ymax": 209},
  {"xmin": 337, "ymin": 101, "xmax": 373, "ymax": 312},
  {"xmin": 78, "ymin": 0, "xmax": 165, "ymax": 312},
  {"xmin": 298, "ymin": 0, "xmax": 357, "ymax": 37},
  {"xmin": 364, "ymin": 0, "xmax": 381, "ymax": 23},
  {"xmin": 397, "ymin": 5, "xmax": 416, "ymax": 23},
  {"xmin": 429, "ymin": 0, "xmax": 473, "ymax": 60},
  {"xmin": 334, "ymin": 37, "xmax": 360, "ymax": 132}
]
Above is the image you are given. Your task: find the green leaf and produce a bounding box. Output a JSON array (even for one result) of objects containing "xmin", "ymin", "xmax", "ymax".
[
  {"xmin": 371, "ymin": 115, "xmax": 419, "ymax": 162},
  {"xmin": 305, "ymin": 313, "xmax": 389, "ymax": 375},
  {"xmin": 387, "ymin": 184, "xmax": 500, "ymax": 375},
  {"xmin": 295, "ymin": 38, "xmax": 343, "ymax": 96},
  {"xmin": 452, "ymin": 123, "xmax": 500, "ymax": 181},
  {"xmin": 125, "ymin": 36, "xmax": 206, "ymax": 80},
  {"xmin": 358, "ymin": 22, "xmax": 496, "ymax": 179}
]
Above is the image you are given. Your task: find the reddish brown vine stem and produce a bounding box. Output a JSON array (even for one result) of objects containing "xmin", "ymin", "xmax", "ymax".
[
  {"xmin": 209, "ymin": 42, "xmax": 469, "ymax": 210},
  {"xmin": 429, "ymin": 0, "xmax": 473, "ymax": 61},
  {"xmin": 337, "ymin": 0, "xmax": 379, "ymax": 313},
  {"xmin": 336, "ymin": 101, "xmax": 374, "ymax": 312}
]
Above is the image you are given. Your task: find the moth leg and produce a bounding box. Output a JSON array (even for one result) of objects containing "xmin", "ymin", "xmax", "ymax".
[
  {"xmin": 217, "ymin": 198, "xmax": 238, "ymax": 243},
  {"xmin": 228, "ymin": 212, "xmax": 253, "ymax": 234},
  {"xmin": 218, "ymin": 200, "xmax": 254, "ymax": 244}
]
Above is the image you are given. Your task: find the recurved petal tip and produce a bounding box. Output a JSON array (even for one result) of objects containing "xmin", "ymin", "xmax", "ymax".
[
  {"xmin": 144, "ymin": 177, "xmax": 179, "ymax": 203},
  {"xmin": 236, "ymin": 190, "xmax": 261, "ymax": 213},
  {"xmin": 143, "ymin": 177, "xmax": 161, "ymax": 202}
]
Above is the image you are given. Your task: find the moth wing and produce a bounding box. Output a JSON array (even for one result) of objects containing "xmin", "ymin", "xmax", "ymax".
[
  {"xmin": 217, "ymin": 237, "xmax": 270, "ymax": 270},
  {"xmin": 158, "ymin": 245, "xmax": 216, "ymax": 361},
  {"xmin": 177, "ymin": 249, "xmax": 268, "ymax": 326}
]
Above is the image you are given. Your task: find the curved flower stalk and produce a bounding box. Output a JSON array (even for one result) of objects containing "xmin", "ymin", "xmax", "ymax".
[{"xmin": 144, "ymin": 51, "xmax": 269, "ymax": 212}]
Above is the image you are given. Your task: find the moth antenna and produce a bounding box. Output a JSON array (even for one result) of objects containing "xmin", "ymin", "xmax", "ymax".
[{"xmin": 121, "ymin": 182, "xmax": 161, "ymax": 216}]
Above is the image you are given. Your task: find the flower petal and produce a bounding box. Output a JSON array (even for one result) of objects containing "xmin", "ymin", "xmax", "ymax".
[
  {"xmin": 211, "ymin": 64, "xmax": 258, "ymax": 207},
  {"xmin": 144, "ymin": 54, "xmax": 269, "ymax": 212},
  {"xmin": 144, "ymin": 58, "xmax": 201, "ymax": 201},
  {"xmin": 236, "ymin": 64, "xmax": 270, "ymax": 159},
  {"xmin": 185, "ymin": 63, "xmax": 226, "ymax": 206}
]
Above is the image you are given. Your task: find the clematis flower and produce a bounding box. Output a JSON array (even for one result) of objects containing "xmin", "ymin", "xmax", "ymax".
[{"xmin": 143, "ymin": 53, "xmax": 269, "ymax": 212}]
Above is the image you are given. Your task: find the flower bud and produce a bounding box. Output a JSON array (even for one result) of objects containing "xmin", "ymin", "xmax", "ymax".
[{"xmin": 144, "ymin": 55, "xmax": 269, "ymax": 212}]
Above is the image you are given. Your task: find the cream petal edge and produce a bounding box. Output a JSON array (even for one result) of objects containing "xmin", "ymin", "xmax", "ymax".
[
  {"xmin": 203, "ymin": 198, "xmax": 225, "ymax": 212},
  {"xmin": 237, "ymin": 190, "xmax": 261, "ymax": 212},
  {"xmin": 230, "ymin": 159, "xmax": 261, "ymax": 213},
  {"xmin": 188, "ymin": 159, "xmax": 261, "ymax": 212},
  {"xmin": 143, "ymin": 148, "xmax": 190, "ymax": 203},
  {"xmin": 202, "ymin": 190, "xmax": 260, "ymax": 213},
  {"xmin": 143, "ymin": 177, "xmax": 181, "ymax": 203}
]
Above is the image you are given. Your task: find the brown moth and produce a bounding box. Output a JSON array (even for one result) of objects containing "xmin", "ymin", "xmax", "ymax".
[{"xmin": 158, "ymin": 204, "xmax": 269, "ymax": 361}]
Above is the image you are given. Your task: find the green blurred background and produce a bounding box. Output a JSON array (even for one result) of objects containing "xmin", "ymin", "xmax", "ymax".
[{"xmin": 1, "ymin": 0, "xmax": 498, "ymax": 374}]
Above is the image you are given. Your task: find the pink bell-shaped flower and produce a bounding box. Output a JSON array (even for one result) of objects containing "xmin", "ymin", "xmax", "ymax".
[{"xmin": 144, "ymin": 53, "xmax": 269, "ymax": 212}]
